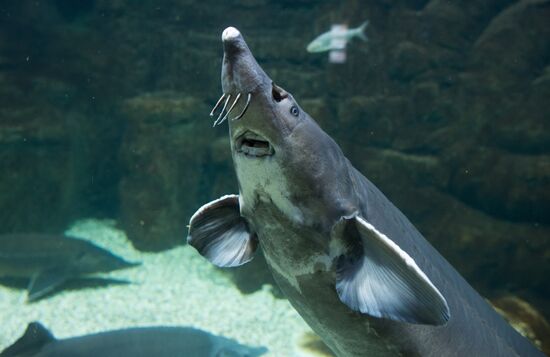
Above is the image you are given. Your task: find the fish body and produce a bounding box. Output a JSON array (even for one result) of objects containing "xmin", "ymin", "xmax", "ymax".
[
  {"xmin": 0, "ymin": 322, "xmax": 267, "ymax": 357},
  {"xmin": 188, "ymin": 27, "xmax": 544, "ymax": 356},
  {"xmin": 0, "ymin": 234, "xmax": 139, "ymax": 301},
  {"xmin": 306, "ymin": 21, "xmax": 368, "ymax": 53}
]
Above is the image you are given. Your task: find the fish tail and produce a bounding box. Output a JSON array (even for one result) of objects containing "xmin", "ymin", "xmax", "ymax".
[{"xmin": 356, "ymin": 20, "xmax": 369, "ymax": 42}]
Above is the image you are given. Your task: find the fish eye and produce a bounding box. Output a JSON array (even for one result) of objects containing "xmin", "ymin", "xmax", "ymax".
[{"xmin": 290, "ymin": 106, "xmax": 299, "ymax": 117}]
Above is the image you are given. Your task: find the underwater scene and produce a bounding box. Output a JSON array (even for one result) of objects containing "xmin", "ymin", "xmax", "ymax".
[{"xmin": 0, "ymin": 1, "xmax": 549, "ymax": 356}]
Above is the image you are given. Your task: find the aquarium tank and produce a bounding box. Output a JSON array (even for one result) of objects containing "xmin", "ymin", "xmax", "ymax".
[{"xmin": 0, "ymin": 1, "xmax": 548, "ymax": 356}]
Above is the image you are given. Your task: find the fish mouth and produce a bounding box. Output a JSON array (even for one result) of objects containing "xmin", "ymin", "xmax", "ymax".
[{"xmin": 235, "ymin": 131, "xmax": 273, "ymax": 158}]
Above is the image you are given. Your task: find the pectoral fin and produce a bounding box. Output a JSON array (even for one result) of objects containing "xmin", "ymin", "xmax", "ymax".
[
  {"xmin": 27, "ymin": 268, "xmax": 70, "ymax": 302},
  {"xmin": 332, "ymin": 215, "xmax": 450, "ymax": 325},
  {"xmin": 187, "ymin": 195, "xmax": 257, "ymax": 267}
]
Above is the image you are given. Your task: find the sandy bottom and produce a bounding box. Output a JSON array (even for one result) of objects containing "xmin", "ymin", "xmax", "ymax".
[{"xmin": 0, "ymin": 219, "xmax": 316, "ymax": 356}]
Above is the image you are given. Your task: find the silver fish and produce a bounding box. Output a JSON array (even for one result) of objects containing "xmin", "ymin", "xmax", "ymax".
[{"xmin": 306, "ymin": 20, "xmax": 368, "ymax": 53}]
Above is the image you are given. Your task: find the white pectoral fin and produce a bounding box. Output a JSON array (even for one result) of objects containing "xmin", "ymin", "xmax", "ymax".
[
  {"xmin": 187, "ymin": 195, "xmax": 257, "ymax": 267},
  {"xmin": 332, "ymin": 215, "xmax": 450, "ymax": 325}
]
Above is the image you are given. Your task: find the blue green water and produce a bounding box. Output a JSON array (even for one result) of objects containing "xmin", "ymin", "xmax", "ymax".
[{"xmin": 0, "ymin": 1, "xmax": 548, "ymax": 356}]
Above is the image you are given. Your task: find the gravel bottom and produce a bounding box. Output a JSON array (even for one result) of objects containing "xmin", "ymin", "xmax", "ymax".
[{"xmin": 0, "ymin": 219, "xmax": 316, "ymax": 356}]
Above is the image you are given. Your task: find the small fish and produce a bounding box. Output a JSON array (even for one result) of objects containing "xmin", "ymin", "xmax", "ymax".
[
  {"xmin": 0, "ymin": 322, "xmax": 268, "ymax": 357},
  {"xmin": 0, "ymin": 234, "xmax": 139, "ymax": 301},
  {"xmin": 306, "ymin": 20, "xmax": 368, "ymax": 53}
]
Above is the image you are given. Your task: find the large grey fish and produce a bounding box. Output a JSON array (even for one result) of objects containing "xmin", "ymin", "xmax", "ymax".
[
  {"xmin": 0, "ymin": 322, "xmax": 267, "ymax": 357},
  {"xmin": 187, "ymin": 27, "xmax": 544, "ymax": 356},
  {"xmin": 0, "ymin": 234, "xmax": 139, "ymax": 301}
]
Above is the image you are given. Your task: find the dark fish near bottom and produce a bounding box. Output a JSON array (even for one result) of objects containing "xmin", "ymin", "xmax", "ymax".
[
  {"xmin": 0, "ymin": 322, "xmax": 268, "ymax": 357},
  {"xmin": 0, "ymin": 234, "xmax": 139, "ymax": 301}
]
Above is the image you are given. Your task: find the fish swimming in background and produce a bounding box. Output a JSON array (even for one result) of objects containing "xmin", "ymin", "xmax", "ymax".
[
  {"xmin": 187, "ymin": 27, "xmax": 545, "ymax": 356},
  {"xmin": 0, "ymin": 234, "xmax": 139, "ymax": 301},
  {"xmin": 306, "ymin": 20, "xmax": 368, "ymax": 53},
  {"xmin": 0, "ymin": 322, "xmax": 268, "ymax": 357}
]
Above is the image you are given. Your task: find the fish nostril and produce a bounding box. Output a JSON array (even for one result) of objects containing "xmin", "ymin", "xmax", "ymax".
[{"xmin": 272, "ymin": 83, "xmax": 288, "ymax": 102}]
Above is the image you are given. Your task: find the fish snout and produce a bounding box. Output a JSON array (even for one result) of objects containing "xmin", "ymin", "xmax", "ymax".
[
  {"xmin": 100, "ymin": 254, "xmax": 141, "ymax": 272},
  {"xmin": 221, "ymin": 26, "xmax": 261, "ymax": 94},
  {"xmin": 121, "ymin": 259, "xmax": 141, "ymax": 269},
  {"xmin": 222, "ymin": 27, "xmax": 245, "ymax": 55},
  {"xmin": 209, "ymin": 27, "xmax": 270, "ymax": 126}
]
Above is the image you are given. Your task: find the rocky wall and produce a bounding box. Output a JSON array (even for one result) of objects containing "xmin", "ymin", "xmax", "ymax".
[{"xmin": 0, "ymin": 0, "xmax": 548, "ymax": 317}]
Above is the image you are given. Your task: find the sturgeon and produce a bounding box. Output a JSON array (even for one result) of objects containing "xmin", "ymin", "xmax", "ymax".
[
  {"xmin": 0, "ymin": 322, "xmax": 267, "ymax": 357},
  {"xmin": 188, "ymin": 27, "xmax": 544, "ymax": 357},
  {"xmin": 0, "ymin": 234, "xmax": 138, "ymax": 301}
]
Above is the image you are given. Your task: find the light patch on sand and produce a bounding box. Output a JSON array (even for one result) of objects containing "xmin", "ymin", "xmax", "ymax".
[{"xmin": 0, "ymin": 218, "xmax": 315, "ymax": 356}]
